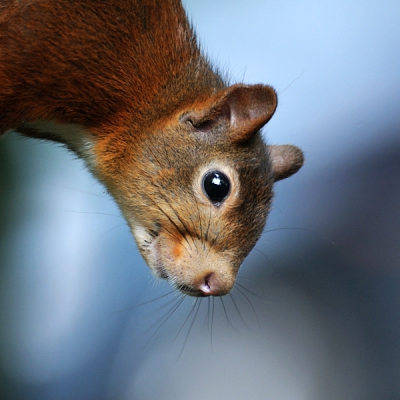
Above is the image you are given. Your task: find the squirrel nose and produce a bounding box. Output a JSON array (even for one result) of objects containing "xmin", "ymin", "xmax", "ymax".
[{"xmin": 198, "ymin": 272, "xmax": 233, "ymax": 296}]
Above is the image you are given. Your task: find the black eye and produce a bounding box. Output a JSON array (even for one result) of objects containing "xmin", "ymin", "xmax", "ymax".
[{"xmin": 202, "ymin": 170, "xmax": 231, "ymax": 205}]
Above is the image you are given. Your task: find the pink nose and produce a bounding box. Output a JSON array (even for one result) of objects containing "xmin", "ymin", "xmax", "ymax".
[{"xmin": 198, "ymin": 272, "xmax": 232, "ymax": 297}]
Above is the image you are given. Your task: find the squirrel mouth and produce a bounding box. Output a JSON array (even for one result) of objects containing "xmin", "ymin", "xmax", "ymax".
[
  {"xmin": 154, "ymin": 263, "xmax": 169, "ymax": 279},
  {"xmin": 177, "ymin": 285, "xmax": 208, "ymax": 297},
  {"xmin": 152, "ymin": 256, "xmax": 205, "ymax": 296},
  {"xmin": 134, "ymin": 223, "xmax": 237, "ymax": 297},
  {"xmin": 153, "ymin": 263, "xmax": 202, "ymax": 296}
]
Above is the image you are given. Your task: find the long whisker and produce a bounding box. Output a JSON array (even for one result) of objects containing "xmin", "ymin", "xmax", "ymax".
[
  {"xmin": 193, "ymin": 196, "xmax": 206, "ymax": 253},
  {"xmin": 235, "ymin": 285, "xmax": 260, "ymax": 327},
  {"xmin": 207, "ymin": 296, "xmax": 211, "ymax": 330},
  {"xmin": 229, "ymin": 293, "xmax": 251, "ymax": 331},
  {"xmin": 277, "ymin": 70, "xmax": 304, "ymax": 95},
  {"xmin": 235, "ymin": 279, "xmax": 267, "ymax": 300},
  {"xmin": 141, "ymin": 296, "xmax": 186, "ymax": 354},
  {"xmin": 159, "ymin": 193, "xmax": 195, "ymax": 250},
  {"xmin": 210, "ymin": 296, "xmax": 215, "ymax": 352},
  {"xmin": 204, "ymin": 225, "xmax": 222, "ymax": 260},
  {"xmin": 177, "ymin": 298, "xmax": 202, "ymax": 360},
  {"xmin": 254, "ymin": 242, "xmax": 308, "ymax": 276},
  {"xmin": 155, "ymin": 132, "xmax": 197, "ymax": 248},
  {"xmin": 205, "ymin": 205, "xmax": 212, "ymax": 243},
  {"xmin": 263, "ymin": 226, "xmax": 335, "ymax": 245},
  {"xmin": 64, "ymin": 210, "xmax": 121, "ymax": 218},
  {"xmin": 219, "ymin": 296, "xmax": 236, "ymax": 331},
  {"xmin": 143, "ymin": 294, "xmax": 182, "ymax": 319},
  {"xmin": 252, "ymin": 247, "xmax": 278, "ymax": 272},
  {"xmin": 112, "ymin": 289, "xmax": 176, "ymax": 314},
  {"xmin": 138, "ymin": 143, "xmax": 191, "ymax": 246},
  {"xmin": 143, "ymin": 139, "xmax": 165, "ymax": 167},
  {"xmin": 139, "ymin": 295, "xmax": 184, "ymax": 336},
  {"xmin": 174, "ymin": 298, "xmax": 199, "ymax": 342},
  {"xmin": 203, "ymin": 206, "xmax": 213, "ymax": 258},
  {"xmin": 141, "ymin": 192, "xmax": 185, "ymax": 243},
  {"xmin": 210, "ymin": 228, "xmax": 221, "ymax": 249}
]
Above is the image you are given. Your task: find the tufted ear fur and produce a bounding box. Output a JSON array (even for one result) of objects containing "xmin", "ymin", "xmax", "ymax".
[
  {"xmin": 181, "ymin": 84, "xmax": 277, "ymax": 142},
  {"xmin": 268, "ymin": 145, "xmax": 304, "ymax": 181}
]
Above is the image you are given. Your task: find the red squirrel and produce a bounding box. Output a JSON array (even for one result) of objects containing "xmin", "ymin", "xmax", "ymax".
[{"xmin": 0, "ymin": 0, "xmax": 303, "ymax": 297}]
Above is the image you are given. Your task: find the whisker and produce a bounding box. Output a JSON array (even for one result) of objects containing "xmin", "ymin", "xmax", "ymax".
[
  {"xmin": 99, "ymin": 223, "xmax": 129, "ymax": 239},
  {"xmin": 210, "ymin": 228, "xmax": 221, "ymax": 249},
  {"xmin": 140, "ymin": 296, "xmax": 184, "ymax": 337},
  {"xmin": 112, "ymin": 289, "xmax": 176, "ymax": 315},
  {"xmin": 205, "ymin": 205, "xmax": 212, "ymax": 243},
  {"xmin": 173, "ymin": 298, "xmax": 199, "ymax": 342},
  {"xmin": 157, "ymin": 194, "xmax": 194, "ymax": 250},
  {"xmin": 276, "ymin": 70, "xmax": 305, "ymax": 95},
  {"xmin": 255, "ymin": 240, "xmax": 306, "ymax": 268},
  {"xmin": 263, "ymin": 226, "xmax": 335, "ymax": 245},
  {"xmin": 210, "ymin": 296, "xmax": 215, "ymax": 352},
  {"xmin": 177, "ymin": 298, "xmax": 202, "ymax": 360},
  {"xmin": 203, "ymin": 206, "xmax": 213, "ymax": 258},
  {"xmin": 64, "ymin": 210, "xmax": 122, "ymax": 218},
  {"xmin": 219, "ymin": 296, "xmax": 237, "ymax": 331},
  {"xmin": 251, "ymin": 247, "xmax": 280, "ymax": 275},
  {"xmin": 141, "ymin": 193, "xmax": 184, "ymax": 243},
  {"xmin": 142, "ymin": 294, "xmax": 182, "ymax": 318},
  {"xmin": 143, "ymin": 140, "xmax": 164, "ymax": 167},
  {"xmin": 237, "ymin": 278, "xmax": 283, "ymax": 305},
  {"xmin": 207, "ymin": 296, "xmax": 211, "ymax": 331},
  {"xmin": 235, "ymin": 279, "xmax": 267, "ymax": 300},
  {"xmin": 229, "ymin": 293, "xmax": 251, "ymax": 331},
  {"xmin": 165, "ymin": 194, "xmax": 199, "ymax": 249},
  {"xmin": 141, "ymin": 296, "xmax": 186, "ymax": 354},
  {"xmin": 137, "ymin": 165, "xmax": 186, "ymax": 244},
  {"xmin": 151, "ymin": 133, "xmax": 197, "ymax": 249},
  {"xmin": 235, "ymin": 285, "xmax": 260, "ymax": 327},
  {"xmin": 192, "ymin": 196, "xmax": 207, "ymax": 254},
  {"xmin": 48, "ymin": 184, "xmax": 110, "ymax": 200}
]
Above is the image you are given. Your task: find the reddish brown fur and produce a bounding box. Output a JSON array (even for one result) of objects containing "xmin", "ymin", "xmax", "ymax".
[{"xmin": 0, "ymin": 0, "xmax": 220, "ymax": 133}]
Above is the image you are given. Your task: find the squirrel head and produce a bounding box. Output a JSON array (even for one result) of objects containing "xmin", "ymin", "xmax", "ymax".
[{"xmin": 97, "ymin": 84, "xmax": 303, "ymax": 296}]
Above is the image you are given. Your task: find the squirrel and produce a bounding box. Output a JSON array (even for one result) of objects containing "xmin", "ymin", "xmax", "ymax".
[{"xmin": 0, "ymin": 0, "xmax": 304, "ymax": 297}]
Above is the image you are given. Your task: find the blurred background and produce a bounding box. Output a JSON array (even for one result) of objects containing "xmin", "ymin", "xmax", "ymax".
[{"xmin": 1, "ymin": 0, "xmax": 400, "ymax": 398}]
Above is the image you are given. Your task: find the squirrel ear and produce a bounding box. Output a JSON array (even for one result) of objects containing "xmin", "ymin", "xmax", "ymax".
[
  {"xmin": 181, "ymin": 84, "xmax": 277, "ymax": 142},
  {"xmin": 222, "ymin": 84, "xmax": 277, "ymax": 142},
  {"xmin": 268, "ymin": 145, "xmax": 304, "ymax": 181}
]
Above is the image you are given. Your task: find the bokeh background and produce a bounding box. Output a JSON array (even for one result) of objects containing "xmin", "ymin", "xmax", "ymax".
[{"xmin": 1, "ymin": 0, "xmax": 400, "ymax": 398}]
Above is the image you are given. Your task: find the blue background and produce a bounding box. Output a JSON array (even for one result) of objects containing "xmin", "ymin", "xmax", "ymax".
[{"xmin": 1, "ymin": 0, "xmax": 400, "ymax": 398}]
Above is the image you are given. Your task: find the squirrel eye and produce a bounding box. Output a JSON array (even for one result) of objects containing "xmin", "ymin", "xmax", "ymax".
[{"xmin": 202, "ymin": 170, "xmax": 231, "ymax": 205}]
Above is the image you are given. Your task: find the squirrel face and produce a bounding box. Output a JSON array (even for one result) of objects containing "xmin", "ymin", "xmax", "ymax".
[
  {"xmin": 96, "ymin": 85, "xmax": 303, "ymax": 296},
  {"xmin": 130, "ymin": 128, "xmax": 272, "ymax": 297}
]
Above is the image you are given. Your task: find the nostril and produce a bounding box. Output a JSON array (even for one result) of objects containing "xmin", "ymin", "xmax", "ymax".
[
  {"xmin": 199, "ymin": 272, "xmax": 231, "ymax": 296},
  {"xmin": 199, "ymin": 272, "xmax": 215, "ymax": 296},
  {"xmin": 196, "ymin": 271, "xmax": 235, "ymax": 297}
]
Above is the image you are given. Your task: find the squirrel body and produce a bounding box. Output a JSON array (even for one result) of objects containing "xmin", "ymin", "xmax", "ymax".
[{"xmin": 0, "ymin": 0, "xmax": 304, "ymax": 296}]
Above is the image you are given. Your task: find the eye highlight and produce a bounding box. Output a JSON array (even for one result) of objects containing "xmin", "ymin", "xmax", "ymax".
[{"xmin": 202, "ymin": 170, "xmax": 231, "ymax": 205}]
